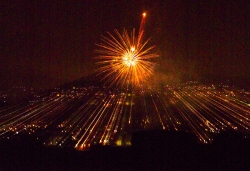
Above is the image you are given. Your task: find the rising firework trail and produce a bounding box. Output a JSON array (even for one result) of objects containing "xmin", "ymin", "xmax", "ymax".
[
  {"xmin": 139, "ymin": 12, "xmax": 147, "ymax": 36},
  {"xmin": 95, "ymin": 13, "xmax": 158, "ymax": 88}
]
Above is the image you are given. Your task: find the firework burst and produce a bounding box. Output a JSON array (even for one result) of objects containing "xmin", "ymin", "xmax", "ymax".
[{"xmin": 95, "ymin": 28, "xmax": 158, "ymax": 88}]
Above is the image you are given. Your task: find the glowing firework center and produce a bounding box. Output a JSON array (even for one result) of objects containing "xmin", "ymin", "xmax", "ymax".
[
  {"xmin": 122, "ymin": 47, "xmax": 138, "ymax": 67},
  {"xmin": 95, "ymin": 29, "xmax": 158, "ymax": 87}
]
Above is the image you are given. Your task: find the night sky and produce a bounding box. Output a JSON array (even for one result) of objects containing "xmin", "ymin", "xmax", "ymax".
[{"xmin": 1, "ymin": 0, "xmax": 249, "ymax": 89}]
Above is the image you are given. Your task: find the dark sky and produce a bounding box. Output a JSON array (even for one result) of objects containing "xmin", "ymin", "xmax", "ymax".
[{"xmin": 1, "ymin": 0, "xmax": 249, "ymax": 89}]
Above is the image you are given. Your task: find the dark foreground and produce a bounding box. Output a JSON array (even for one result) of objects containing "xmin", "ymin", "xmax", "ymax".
[{"xmin": 0, "ymin": 130, "xmax": 249, "ymax": 171}]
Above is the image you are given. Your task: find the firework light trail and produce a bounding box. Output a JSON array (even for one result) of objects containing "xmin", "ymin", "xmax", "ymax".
[
  {"xmin": 95, "ymin": 12, "xmax": 158, "ymax": 88},
  {"xmin": 139, "ymin": 12, "xmax": 147, "ymax": 36}
]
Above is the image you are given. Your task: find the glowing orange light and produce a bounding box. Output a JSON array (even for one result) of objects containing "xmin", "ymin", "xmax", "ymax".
[{"xmin": 95, "ymin": 29, "xmax": 158, "ymax": 87}]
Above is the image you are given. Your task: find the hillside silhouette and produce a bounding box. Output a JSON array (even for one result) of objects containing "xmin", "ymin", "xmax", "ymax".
[{"xmin": 0, "ymin": 130, "xmax": 249, "ymax": 171}]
